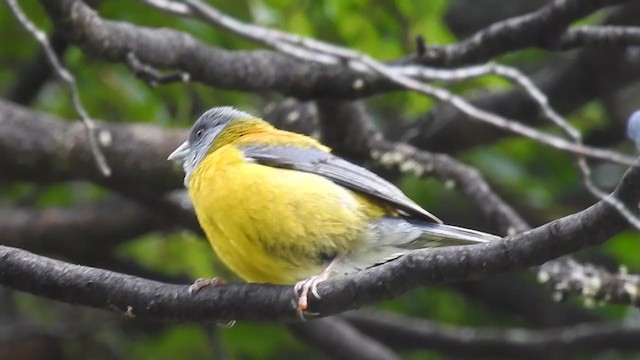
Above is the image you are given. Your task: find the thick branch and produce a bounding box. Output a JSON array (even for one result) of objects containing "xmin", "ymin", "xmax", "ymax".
[
  {"xmin": 0, "ymin": 99, "xmax": 184, "ymax": 194},
  {"xmin": 42, "ymin": 0, "xmax": 640, "ymax": 105},
  {"xmin": 0, "ymin": 154, "xmax": 638, "ymax": 321},
  {"xmin": 0, "ymin": 197, "xmax": 166, "ymax": 258}
]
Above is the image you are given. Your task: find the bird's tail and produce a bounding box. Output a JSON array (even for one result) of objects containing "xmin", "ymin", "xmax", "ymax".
[
  {"xmin": 406, "ymin": 220, "xmax": 501, "ymax": 246},
  {"xmin": 336, "ymin": 217, "xmax": 501, "ymax": 275},
  {"xmin": 369, "ymin": 217, "xmax": 501, "ymax": 250}
]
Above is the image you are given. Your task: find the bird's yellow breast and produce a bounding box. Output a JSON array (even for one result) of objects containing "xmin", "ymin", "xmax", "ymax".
[{"xmin": 188, "ymin": 141, "xmax": 388, "ymax": 284}]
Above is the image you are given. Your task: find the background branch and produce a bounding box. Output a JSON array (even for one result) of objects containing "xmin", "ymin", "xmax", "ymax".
[
  {"xmin": 289, "ymin": 318, "xmax": 400, "ymax": 360},
  {"xmin": 345, "ymin": 310, "xmax": 640, "ymax": 358},
  {"xmin": 540, "ymin": 257, "xmax": 640, "ymax": 306},
  {"xmin": 0, "ymin": 197, "xmax": 166, "ymax": 258},
  {"xmin": 408, "ymin": 0, "xmax": 634, "ymax": 66},
  {"xmin": 0, "ymin": 99, "xmax": 184, "ymax": 194},
  {"xmin": 6, "ymin": 0, "xmax": 111, "ymax": 176}
]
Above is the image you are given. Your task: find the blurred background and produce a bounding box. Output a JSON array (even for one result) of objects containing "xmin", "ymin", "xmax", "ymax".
[{"xmin": 2, "ymin": 0, "xmax": 640, "ymax": 359}]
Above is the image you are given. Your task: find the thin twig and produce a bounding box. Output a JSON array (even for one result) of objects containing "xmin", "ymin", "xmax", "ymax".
[
  {"xmin": 495, "ymin": 65, "xmax": 640, "ymax": 230},
  {"xmin": 349, "ymin": 53, "xmax": 634, "ymax": 165},
  {"xmin": 472, "ymin": 64, "xmax": 640, "ymax": 229},
  {"xmin": 5, "ymin": 0, "xmax": 111, "ymax": 176},
  {"xmin": 395, "ymin": 63, "xmax": 579, "ymax": 139},
  {"xmin": 490, "ymin": 64, "xmax": 640, "ymax": 229},
  {"xmin": 171, "ymin": 0, "xmax": 635, "ymax": 166},
  {"xmin": 577, "ymin": 160, "xmax": 640, "ymax": 228},
  {"xmin": 126, "ymin": 52, "xmax": 191, "ymax": 86},
  {"xmin": 138, "ymin": 0, "xmax": 190, "ymax": 16}
]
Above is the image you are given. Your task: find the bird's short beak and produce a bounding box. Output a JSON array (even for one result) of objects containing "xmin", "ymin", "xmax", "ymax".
[{"xmin": 168, "ymin": 141, "xmax": 190, "ymax": 162}]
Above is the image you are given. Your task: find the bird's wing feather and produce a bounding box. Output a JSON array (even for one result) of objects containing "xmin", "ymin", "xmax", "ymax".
[{"xmin": 240, "ymin": 144, "xmax": 442, "ymax": 223}]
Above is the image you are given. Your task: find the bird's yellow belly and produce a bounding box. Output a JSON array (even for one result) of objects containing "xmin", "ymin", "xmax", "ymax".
[{"xmin": 188, "ymin": 149, "xmax": 381, "ymax": 284}]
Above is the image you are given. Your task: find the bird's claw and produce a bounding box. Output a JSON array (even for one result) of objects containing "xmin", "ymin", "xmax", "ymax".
[
  {"xmin": 218, "ymin": 320, "xmax": 236, "ymax": 328},
  {"xmin": 294, "ymin": 273, "xmax": 329, "ymax": 320},
  {"xmin": 188, "ymin": 277, "xmax": 225, "ymax": 294}
]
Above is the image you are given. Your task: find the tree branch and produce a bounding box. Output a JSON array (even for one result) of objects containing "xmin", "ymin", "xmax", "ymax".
[
  {"xmin": 35, "ymin": 0, "xmax": 638, "ymax": 168},
  {"xmin": 0, "ymin": 99, "xmax": 184, "ymax": 194},
  {"xmin": 178, "ymin": 0, "xmax": 634, "ymax": 166},
  {"xmin": 0, "ymin": 152, "xmax": 638, "ymax": 321},
  {"xmin": 418, "ymin": 3, "xmax": 640, "ymax": 152},
  {"xmin": 557, "ymin": 25, "xmax": 640, "ymax": 49},
  {"xmin": 289, "ymin": 318, "xmax": 400, "ymax": 360},
  {"xmin": 6, "ymin": 96, "xmax": 636, "ymax": 312},
  {"xmin": 539, "ymin": 257, "xmax": 640, "ymax": 306},
  {"xmin": 39, "ymin": 0, "xmax": 397, "ymax": 100},
  {"xmin": 345, "ymin": 310, "xmax": 640, "ymax": 358},
  {"xmin": 6, "ymin": 0, "xmax": 111, "ymax": 176},
  {"xmin": 0, "ymin": 197, "xmax": 167, "ymax": 258},
  {"xmin": 407, "ymin": 0, "xmax": 634, "ymax": 66},
  {"xmin": 456, "ymin": 273, "xmax": 602, "ymax": 327}
]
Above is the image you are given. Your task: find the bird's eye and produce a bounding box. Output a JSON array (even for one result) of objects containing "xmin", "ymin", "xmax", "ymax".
[{"xmin": 195, "ymin": 129, "xmax": 203, "ymax": 139}]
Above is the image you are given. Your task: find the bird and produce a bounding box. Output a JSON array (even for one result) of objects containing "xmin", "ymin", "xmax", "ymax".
[{"xmin": 168, "ymin": 106, "xmax": 501, "ymax": 315}]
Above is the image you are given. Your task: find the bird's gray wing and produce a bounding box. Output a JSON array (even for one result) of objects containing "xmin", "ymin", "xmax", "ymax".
[{"xmin": 240, "ymin": 144, "xmax": 442, "ymax": 223}]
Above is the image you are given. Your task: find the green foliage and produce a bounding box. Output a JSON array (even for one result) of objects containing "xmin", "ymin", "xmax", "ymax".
[
  {"xmin": 379, "ymin": 285, "xmax": 520, "ymax": 328},
  {"xmin": 129, "ymin": 326, "xmax": 216, "ymax": 359},
  {"xmin": 127, "ymin": 323, "xmax": 307, "ymax": 360},
  {"xmin": 603, "ymin": 231, "xmax": 640, "ymax": 272},
  {"xmin": 118, "ymin": 232, "xmax": 217, "ymax": 278},
  {"xmin": 222, "ymin": 323, "xmax": 309, "ymax": 359}
]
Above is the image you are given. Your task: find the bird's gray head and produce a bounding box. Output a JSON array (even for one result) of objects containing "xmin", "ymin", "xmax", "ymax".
[{"xmin": 168, "ymin": 106, "xmax": 254, "ymax": 186}]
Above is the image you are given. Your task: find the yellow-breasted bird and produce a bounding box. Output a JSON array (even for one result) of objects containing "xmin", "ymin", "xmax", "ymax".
[{"xmin": 168, "ymin": 107, "xmax": 500, "ymax": 313}]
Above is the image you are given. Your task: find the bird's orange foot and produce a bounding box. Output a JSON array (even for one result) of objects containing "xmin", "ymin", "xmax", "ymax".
[
  {"xmin": 294, "ymin": 273, "xmax": 329, "ymax": 319},
  {"xmin": 188, "ymin": 277, "xmax": 225, "ymax": 294}
]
